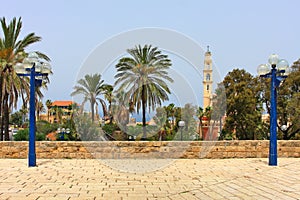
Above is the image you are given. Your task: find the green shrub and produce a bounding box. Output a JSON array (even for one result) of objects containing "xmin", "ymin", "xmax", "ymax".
[
  {"xmin": 13, "ymin": 128, "xmax": 45, "ymax": 141},
  {"xmin": 102, "ymin": 123, "xmax": 120, "ymax": 134},
  {"xmin": 73, "ymin": 112, "xmax": 105, "ymax": 141},
  {"xmin": 36, "ymin": 120, "xmax": 59, "ymax": 135},
  {"xmin": 13, "ymin": 129, "xmax": 28, "ymax": 141}
]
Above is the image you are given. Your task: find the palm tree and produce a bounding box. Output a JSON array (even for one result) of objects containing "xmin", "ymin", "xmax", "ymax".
[
  {"xmin": 103, "ymin": 84, "xmax": 113, "ymax": 123},
  {"xmin": 71, "ymin": 73, "xmax": 108, "ymax": 122},
  {"xmin": 204, "ymin": 106, "xmax": 212, "ymax": 126},
  {"xmin": 19, "ymin": 104, "xmax": 28, "ymax": 124},
  {"xmin": 67, "ymin": 102, "xmax": 78, "ymax": 122},
  {"xmin": 165, "ymin": 103, "xmax": 176, "ymax": 128},
  {"xmin": 174, "ymin": 106, "xmax": 182, "ymax": 128},
  {"xmin": 0, "ymin": 17, "xmax": 50, "ymax": 140},
  {"xmin": 112, "ymin": 91, "xmax": 130, "ymax": 132},
  {"xmin": 45, "ymin": 99, "xmax": 52, "ymax": 122},
  {"xmin": 153, "ymin": 107, "xmax": 168, "ymax": 141},
  {"xmin": 114, "ymin": 44, "xmax": 173, "ymax": 139},
  {"xmin": 52, "ymin": 105, "xmax": 63, "ymax": 124},
  {"xmin": 181, "ymin": 103, "xmax": 197, "ymax": 132},
  {"xmin": 36, "ymin": 101, "xmax": 45, "ymax": 121}
]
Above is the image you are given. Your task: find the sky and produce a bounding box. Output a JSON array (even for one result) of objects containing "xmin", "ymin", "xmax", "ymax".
[{"xmin": 1, "ymin": 0, "xmax": 300, "ymax": 110}]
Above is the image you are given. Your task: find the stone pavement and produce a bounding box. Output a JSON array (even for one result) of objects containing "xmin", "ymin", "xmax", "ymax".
[{"xmin": 0, "ymin": 158, "xmax": 299, "ymax": 200}]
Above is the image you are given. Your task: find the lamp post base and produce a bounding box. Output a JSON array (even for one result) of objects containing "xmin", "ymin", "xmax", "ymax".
[
  {"xmin": 28, "ymin": 153, "xmax": 36, "ymax": 167},
  {"xmin": 268, "ymin": 155, "xmax": 277, "ymax": 166}
]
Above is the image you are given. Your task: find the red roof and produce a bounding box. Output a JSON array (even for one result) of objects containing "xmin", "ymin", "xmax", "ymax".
[
  {"xmin": 46, "ymin": 131, "xmax": 57, "ymax": 141},
  {"xmin": 52, "ymin": 100, "xmax": 75, "ymax": 107}
]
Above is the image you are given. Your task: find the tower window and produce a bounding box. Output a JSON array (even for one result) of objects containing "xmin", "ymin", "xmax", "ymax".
[
  {"xmin": 207, "ymin": 84, "xmax": 210, "ymax": 91},
  {"xmin": 206, "ymin": 74, "xmax": 210, "ymax": 81}
]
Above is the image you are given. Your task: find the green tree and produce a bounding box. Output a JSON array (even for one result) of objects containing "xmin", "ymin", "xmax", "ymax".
[
  {"xmin": 67, "ymin": 102, "xmax": 79, "ymax": 122},
  {"xmin": 181, "ymin": 103, "xmax": 197, "ymax": 134},
  {"xmin": 114, "ymin": 44, "xmax": 173, "ymax": 139},
  {"xmin": 165, "ymin": 103, "xmax": 176, "ymax": 128},
  {"xmin": 9, "ymin": 111, "xmax": 23, "ymax": 126},
  {"xmin": 73, "ymin": 111, "xmax": 104, "ymax": 141},
  {"xmin": 173, "ymin": 106, "xmax": 182, "ymax": 129},
  {"xmin": 13, "ymin": 128, "xmax": 45, "ymax": 141},
  {"xmin": 204, "ymin": 106, "xmax": 212, "ymax": 125},
  {"xmin": 196, "ymin": 107, "xmax": 205, "ymax": 138},
  {"xmin": 112, "ymin": 91, "xmax": 130, "ymax": 132},
  {"xmin": 19, "ymin": 104, "xmax": 28, "ymax": 124},
  {"xmin": 275, "ymin": 59, "xmax": 300, "ymax": 139},
  {"xmin": 45, "ymin": 99, "xmax": 52, "ymax": 122},
  {"xmin": 211, "ymin": 83, "xmax": 227, "ymax": 135},
  {"xmin": 71, "ymin": 73, "xmax": 109, "ymax": 122},
  {"xmin": 223, "ymin": 69, "xmax": 262, "ymax": 140},
  {"xmin": 0, "ymin": 17, "xmax": 50, "ymax": 140},
  {"xmin": 153, "ymin": 107, "xmax": 168, "ymax": 141},
  {"xmin": 52, "ymin": 105, "xmax": 63, "ymax": 124}
]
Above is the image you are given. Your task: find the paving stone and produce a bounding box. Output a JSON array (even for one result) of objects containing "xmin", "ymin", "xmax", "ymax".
[{"xmin": 0, "ymin": 158, "xmax": 299, "ymax": 199}]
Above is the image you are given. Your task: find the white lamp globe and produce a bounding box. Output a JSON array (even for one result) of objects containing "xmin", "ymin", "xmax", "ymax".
[
  {"xmin": 257, "ymin": 64, "xmax": 270, "ymax": 76},
  {"xmin": 178, "ymin": 120, "xmax": 185, "ymax": 127},
  {"xmin": 41, "ymin": 62, "xmax": 51, "ymax": 74},
  {"xmin": 281, "ymin": 125, "xmax": 288, "ymax": 131},
  {"xmin": 14, "ymin": 63, "xmax": 26, "ymax": 74},
  {"xmin": 268, "ymin": 54, "xmax": 279, "ymax": 65},
  {"xmin": 277, "ymin": 59, "xmax": 289, "ymax": 72},
  {"xmin": 27, "ymin": 52, "xmax": 39, "ymax": 61},
  {"xmin": 35, "ymin": 61, "xmax": 42, "ymax": 73}
]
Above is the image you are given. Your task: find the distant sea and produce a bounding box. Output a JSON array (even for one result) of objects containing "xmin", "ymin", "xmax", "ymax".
[{"xmin": 98, "ymin": 111, "xmax": 154, "ymax": 122}]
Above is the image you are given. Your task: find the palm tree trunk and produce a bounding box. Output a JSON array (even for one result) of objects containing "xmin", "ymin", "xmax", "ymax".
[
  {"xmin": 0, "ymin": 117, "xmax": 3, "ymax": 141},
  {"xmin": 37, "ymin": 109, "xmax": 40, "ymax": 121},
  {"xmin": 0, "ymin": 109, "xmax": 3, "ymax": 141},
  {"xmin": 0, "ymin": 77, "xmax": 3, "ymax": 141},
  {"xmin": 99, "ymin": 99, "xmax": 108, "ymax": 121},
  {"xmin": 3, "ymin": 92, "xmax": 9, "ymax": 140},
  {"xmin": 109, "ymin": 101, "xmax": 113, "ymax": 124},
  {"xmin": 142, "ymin": 85, "xmax": 147, "ymax": 140},
  {"xmin": 21, "ymin": 93, "xmax": 27, "ymax": 123},
  {"xmin": 91, "ymin": 101, "xmax": 95, "ymax": 122}
]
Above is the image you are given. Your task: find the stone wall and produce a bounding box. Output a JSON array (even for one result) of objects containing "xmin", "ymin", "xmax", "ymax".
[{"xmin": 0, "ymin": 140, "xmax": 300, "ymax": 159}]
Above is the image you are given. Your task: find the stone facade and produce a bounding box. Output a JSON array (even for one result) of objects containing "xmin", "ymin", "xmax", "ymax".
[{"xmin": 0, "ymin": 140, "xmax": 300, "ymax": 159}]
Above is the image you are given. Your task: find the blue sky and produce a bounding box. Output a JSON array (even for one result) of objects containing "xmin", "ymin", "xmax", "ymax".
[{"xmin": 1, "ymin": 0, "xmax": 299, "ymax": 109}]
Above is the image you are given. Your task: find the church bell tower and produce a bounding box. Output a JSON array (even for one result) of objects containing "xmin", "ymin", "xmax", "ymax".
[{"xmin": 203, "ymin": 46, "xmax": 213, "ymax": 109}]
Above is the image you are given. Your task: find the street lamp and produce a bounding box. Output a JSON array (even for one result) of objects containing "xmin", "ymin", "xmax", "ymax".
[
  {"xmin": 128, "ymin": 135, "xmax": 137, "ymax": 141},
  {"xmin": 178, "ymin": 120, "xmax": 185, "ymax": 141},
  {"xmin": 257, "ymin": 54, "xmax": 290, "ymax": 166},
  {"xmin": 14, "ymin": 52, "xmax": 51, "ymax": 167},
  {"xmin": 57, "ymin": 128, "xmax": 70, "ymax": 140}
]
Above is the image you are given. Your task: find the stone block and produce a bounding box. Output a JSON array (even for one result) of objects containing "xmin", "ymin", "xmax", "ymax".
[
  {"xmin": 211, "ymin": 151, "xmax": 224, "ymax": 159},
  {"xmin": 227, "ymin": 152, "xmax": 235, "ymax": 158},
  {"xmin": 234, "ymin": 152, "xmax": 246, "ymax": 158}
]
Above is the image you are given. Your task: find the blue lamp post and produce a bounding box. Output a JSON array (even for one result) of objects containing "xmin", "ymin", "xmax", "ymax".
[
  {"xmin": 15, "ymin": 52, "xmax": 51, "ymax": 167},
  {"xmin": 57, "ymin": 128, "xmax": 70, "ymax": 140},
  {"xmin": 257, "ymin": 54, "xmax": 290, "ymax": 166}
]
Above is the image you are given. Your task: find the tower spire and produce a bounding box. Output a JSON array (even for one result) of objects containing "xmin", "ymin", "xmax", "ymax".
[{"xmin": 203, "ymin": 45, "xmax": 213, "ymax": 109}]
